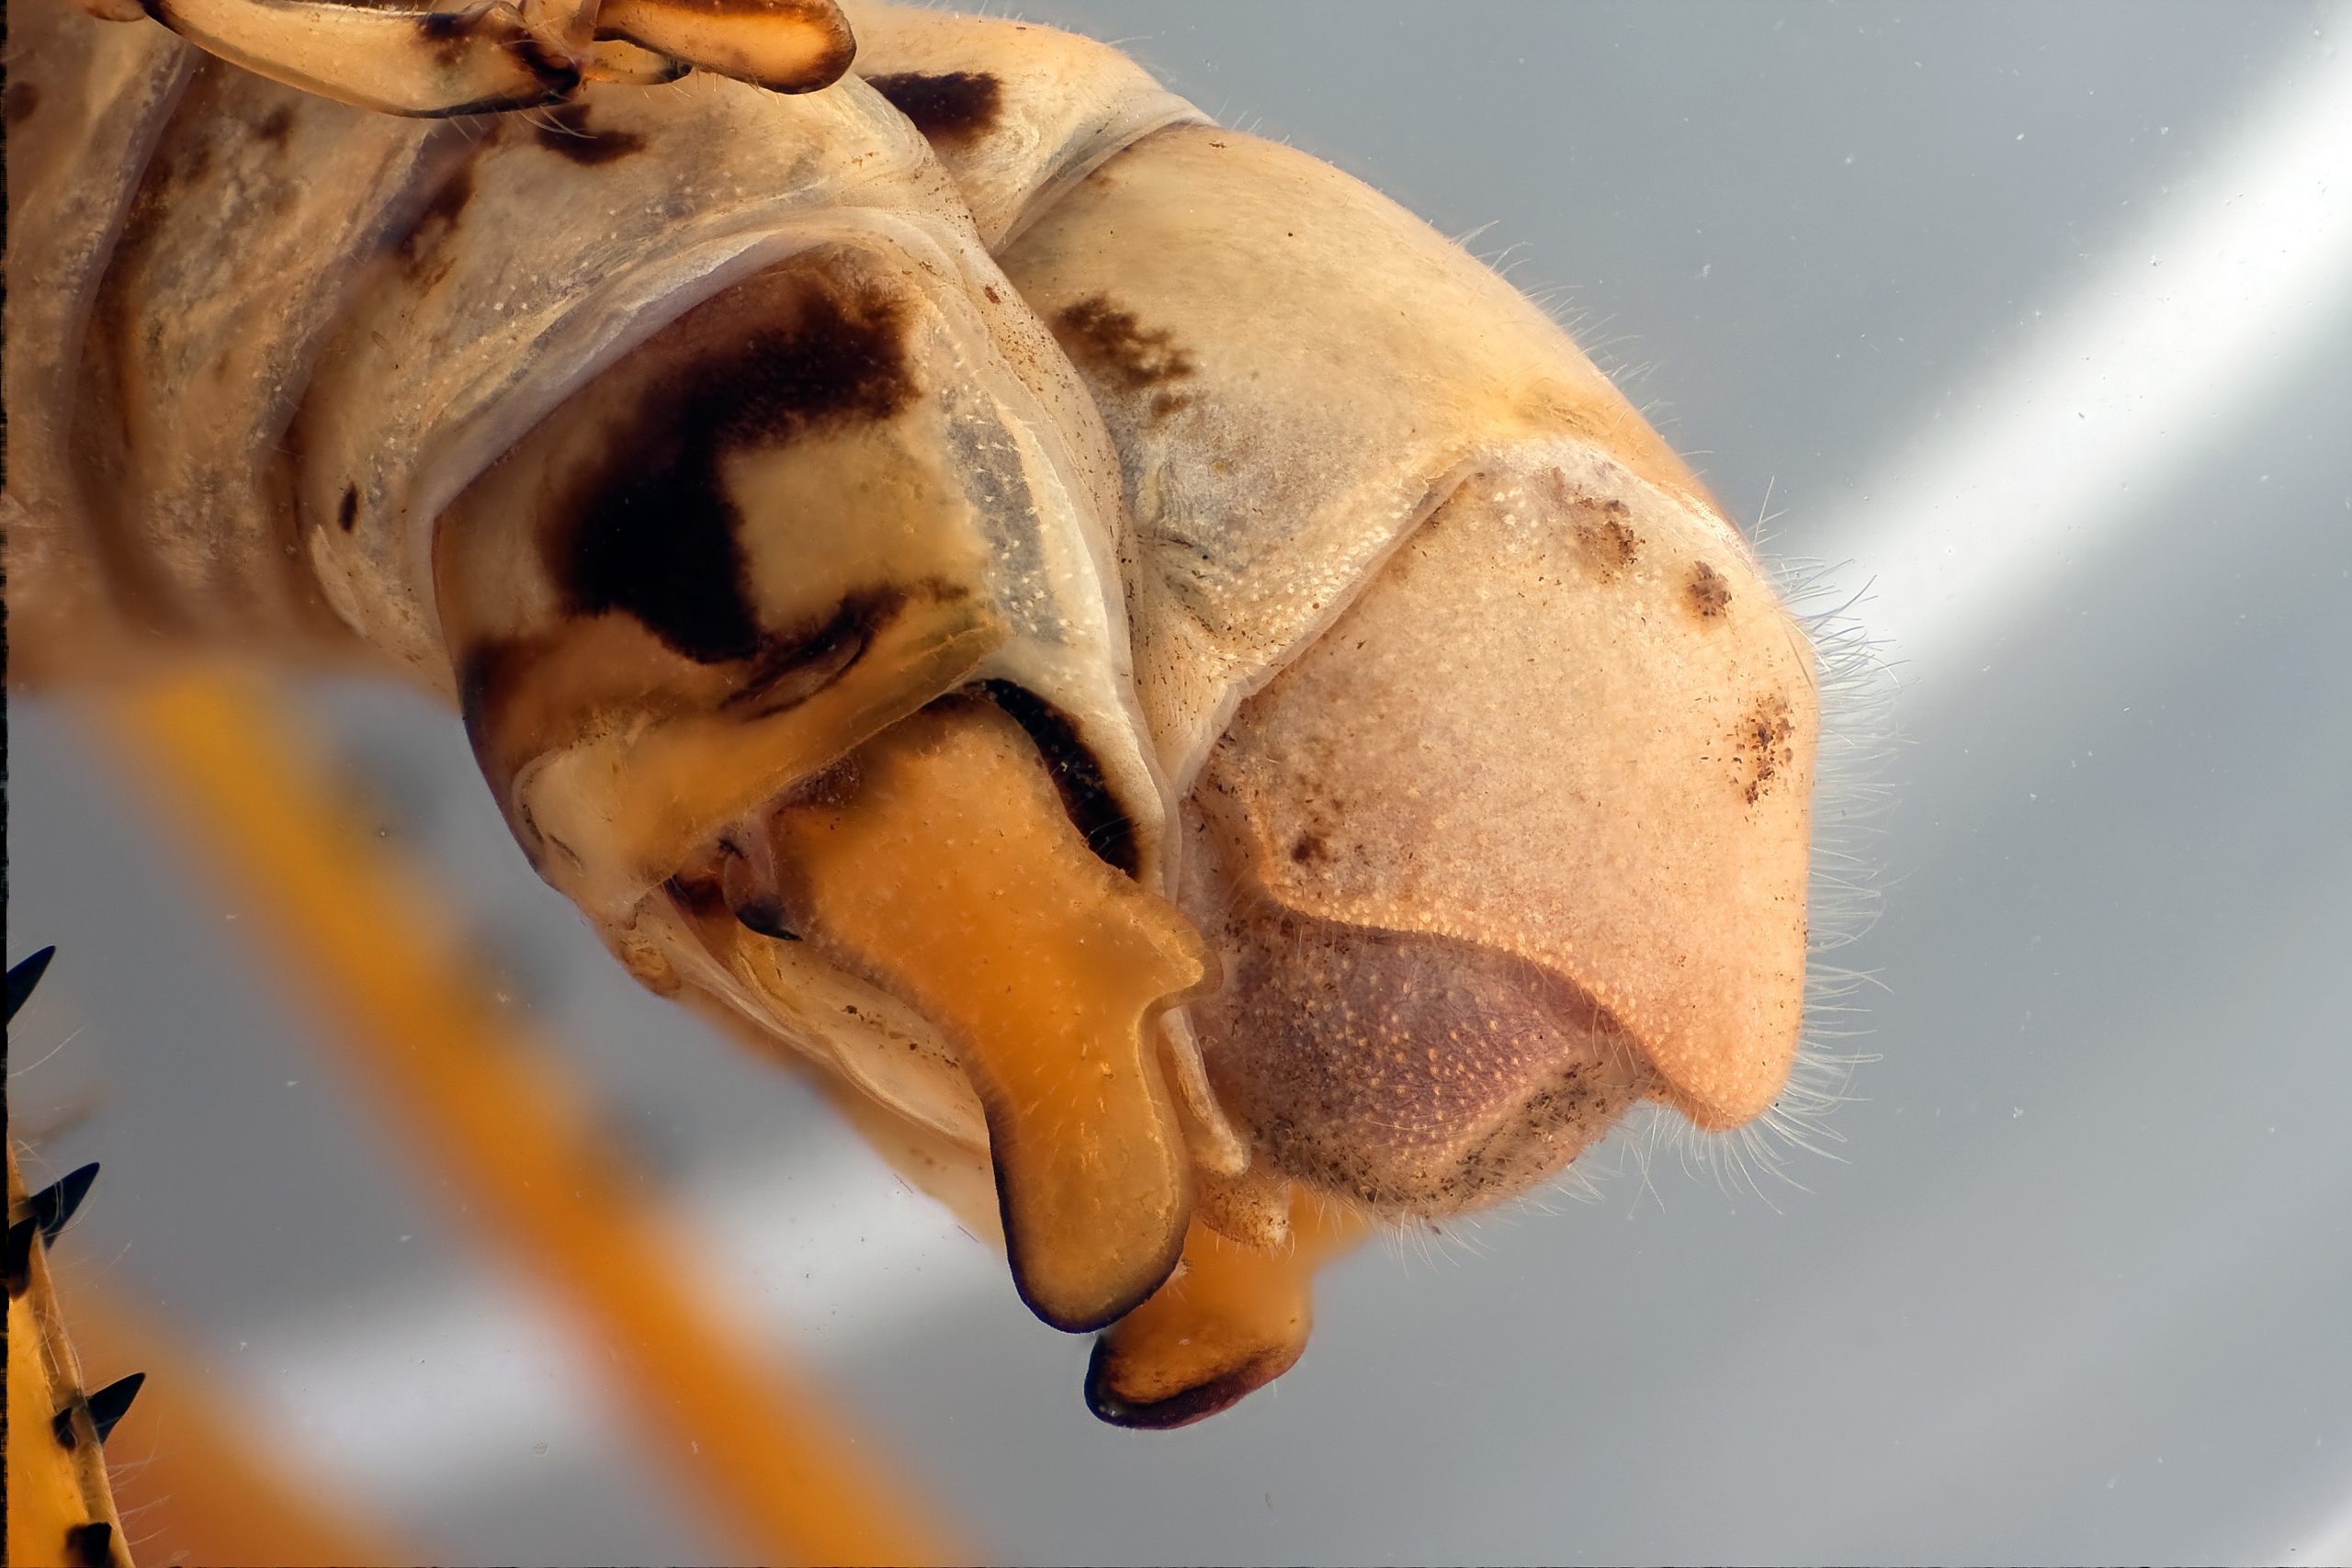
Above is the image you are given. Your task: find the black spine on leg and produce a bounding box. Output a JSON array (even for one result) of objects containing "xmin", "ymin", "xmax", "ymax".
[{"xmin": 28, "ymin": 1163, "xmax": 101, "ymax": 1245}]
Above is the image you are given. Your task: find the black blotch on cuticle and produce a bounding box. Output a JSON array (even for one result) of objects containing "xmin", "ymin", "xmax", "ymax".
[
  {"xmin": 731, "ymin": 897, "xmax": 800, "ymax": 942},
  {"xmin": 531, "ymin": 101, "xmax": 645, "ymax": 165},
  {"xmin": 977, "ymin": 680, "xmax": 1140, "ymax": 877},
  {"xmin": 865, "ymin": 71, "xmax": 1003, "ymax": 148},
  {"xmin": 337, "ymin": 484, "xmax": 359, "ymax": 532},
  {"xmin": 551, "ymin": 274, "xmax": 914, "ymax": 665},
  {"xmin": 64, "ymin": 1522, "xmax": 115, "ymax": 1568},
  {"xmin": 5, "ymin": 1218, "xmax": 35, "ymax": 1299},
  {"xmin": 52, "ymin": 1393, "xmax": 84, "ymax": 1450}
]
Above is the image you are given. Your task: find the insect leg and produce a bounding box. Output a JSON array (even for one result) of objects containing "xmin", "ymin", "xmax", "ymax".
[{"xmin": 122, "ymin": 0, "xmax": 584, "ymax": 116}]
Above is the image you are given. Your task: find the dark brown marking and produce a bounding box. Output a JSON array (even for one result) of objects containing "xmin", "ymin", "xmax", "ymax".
[
  {"xmin": 417, "ymin": 9, "xmax": 470, "ymax": 64},
  {"xmin": 1687, "ymin": 559, "xmax": 1732, "ymax": 618},
  {"xmin": 532, "ymin": 101, "xmax": 646, "ymax": 165},
  {"xmin": 865, "ymin": 71, "xmax": 1003, "ymax": 148},
  {"xmin": 254, "ymin": 104, "xmax": 295, "ymax": 145},
  {"xmin": 977, "ymin": 680, "xmax": 1141, "ymax": 877},
  {"xmin": 64, "ymin": 1523, "xmax": 116, "ymax": 1568},
  {"xmin": 391, "ymin": 161, "xmax": 475, "ymax": 285},
  {"xmin": 337, "ymin": 484, "xmax": 359, "ymax": 533},
  {"xmin": 983, "ymin": 285, "xmax": 1001, "ymax": 303},
  {"xmin": 1289, "ymin": 831, "xmax": 1329, "ymax": 865},
  {"xmin": 1053, "ymin": 296, "xmax": 1198, "ymax": 400},
  {"xmin": 1566, "ymin": 491, "xmax": 1640, "ymax": 582},
  {"xmin": 1734, "ymin": 692, "xmax": 1796, "ymax": 805},
  {"xmin": 723, "ymin": 589, "xmax": 895, "ymax": 716},
  {"xmin": 6, "ymin": 82, "xmax": 41, "ymax": 126},
  {"xmin": 552, "ymin": 270, "xmax": 916, "ymax": 664}
]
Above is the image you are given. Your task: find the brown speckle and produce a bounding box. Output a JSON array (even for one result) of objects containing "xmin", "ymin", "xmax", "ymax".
[
  {"xmin": 1053, "ymin": 297, "xmax": 1197, "ymax": 417},
  {"xmin": 983, "ymin": 285, "xmax": 1001, "ymax": 303},
  {"xmin": 1289, "ymin": 831, "xmax": 1329, "ymax": 865},
  {"xmin": 1565, "ymin": 490, "xmax": 1640, "ymax": 582},
  {"xmin": 1733, "ymin": 693, "xmax": 1796, "ymax": 806},
  {"xmin": 866, "ymin": 70, "xmax": 1003, "ymax": 148},
  {"xmin": 1687, "ymin": 560, "xmax": 1731, "ymax": 618},
  {"xmin": 531, "ymin": 101, "xmax": 645, "ymax": 166}
]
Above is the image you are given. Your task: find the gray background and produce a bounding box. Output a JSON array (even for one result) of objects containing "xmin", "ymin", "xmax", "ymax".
[{"xmin": 9, "ymin": 3, "xmax": 2350, "ymax": 1563}]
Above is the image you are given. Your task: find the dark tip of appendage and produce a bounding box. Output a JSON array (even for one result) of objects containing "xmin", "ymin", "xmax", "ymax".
[
  {"xmin": 64, "ymin": 1521, "xmax": 116, "ymax": 1568},
  {"xmin": 1081, "ymin": 1338, "xmax": 1275, "ymax": 1431},
  {"xmin": 7, "ymin": 944, "xmax": 58, "ymax": 1024},
  {"xmin": 88, "ymin": 1372, "xmax": 146, "ymax": 1443},
  {"xmin": 29, "ymin": 1163, "xmax": 101, "ymax": 1246},
  {"xmin": 6, "ymin": 1217, "xmax": 36, "ymax": 1298}
]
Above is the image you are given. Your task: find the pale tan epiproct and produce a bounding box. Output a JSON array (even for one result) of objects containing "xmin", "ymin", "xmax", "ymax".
[{"xmin": 6, "ymin": 0, "xmax": 1824, "ymax": 1417}]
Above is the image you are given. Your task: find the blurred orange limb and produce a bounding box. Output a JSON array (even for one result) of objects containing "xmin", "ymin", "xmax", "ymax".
[
  {"xmin": 71, "ymin": 1295, "xmax": 408, "ymax": 1568},
  {"xmin": 92, "ymin": 670, "xmax": 963, "ymax": 1567}
]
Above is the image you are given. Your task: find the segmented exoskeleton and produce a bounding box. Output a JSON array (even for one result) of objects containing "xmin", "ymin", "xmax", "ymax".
[{"xmin": 6, "ymin": 0, "xmax": 1824, "ymax": 1426}]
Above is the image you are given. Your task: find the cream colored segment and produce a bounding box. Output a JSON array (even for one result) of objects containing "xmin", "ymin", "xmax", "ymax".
[
  {"xmin": 998, "ymin": 120, "xmax": 1737, "ymax": 794},
  {"xmin": 74, "ymin": 61, "xmax": 435, "ymax": 657},
  {"xmin": 143, "ymin": 0, "xmax": 578, "ymax": 116},
  {"xmin": 1206, "ymin": 450, "xmax": 1818, "ymax": 1128},
  {"xmin": 2, "ymin": 0, "xmax": 191, "ymax": 681},
  {"xmin": 842, "ymin": 0, "xmax": 1207, "ymax": 247},
  {"xmin": 296, "ymin": 76, "xmax": 953, "ymax": 690}
]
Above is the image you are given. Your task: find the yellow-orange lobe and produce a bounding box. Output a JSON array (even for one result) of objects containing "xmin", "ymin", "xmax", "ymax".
[{"xmin": 768, "ymin": 699, "xmax": 1212, "ymax": 1332}]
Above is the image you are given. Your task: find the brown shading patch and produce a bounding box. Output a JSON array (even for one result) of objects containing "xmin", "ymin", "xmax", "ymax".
[
  {"xmin": 548, "ymin": 267, "xmax": 916, "ymax": 664},
  {"xmin": 1687, "ymin": 559, "xmax": 1732, "ymax": 619},
  {"xmin": 1201, "ymin": 906, "xmax": 1650, "ymax": 1213},
  {"xmin": 1733, "ymin": 692, "xmax": 1796, "ymax": 806},
  {"xmin": 417, "ymin": 10, "xmax": 474, "ymax": 66},
  {"xmin": 6, "ymin": 82, "xmax": 41, "ymax": 125},
  {"xmin": 1053, "ymin": 297, "xmax": 1197, "ymax": 416},
  {"xmin": 865, "ymin": 70, "xmax": 1003, "ymax": 148},
  {"xmin": 254, "ymin": 103, "xmax": 295, "ymax": 145},
  {"xmin": 976, "ymin": 679, "xmax": 1140, "ymax": 876},
  {"xmin": 1565, "ymin": 490, "xmax": 1641, "ymax": 582},
  {"xmin": 531, "ymin": 101, "xmax": 646, "ymax": 165},
  {"xmin": 391, "ymin": 160, "xmax": 475, "ymax": 285}
]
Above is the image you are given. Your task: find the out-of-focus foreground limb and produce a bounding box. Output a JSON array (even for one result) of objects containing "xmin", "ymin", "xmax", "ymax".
[
  {"xmin": 69, "ymin": 1295, "xmax": 408, "ymax": 1567},
  {"xmin": 90, "ymin": 669, "xmax": 963, "ymax": 1567}
]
